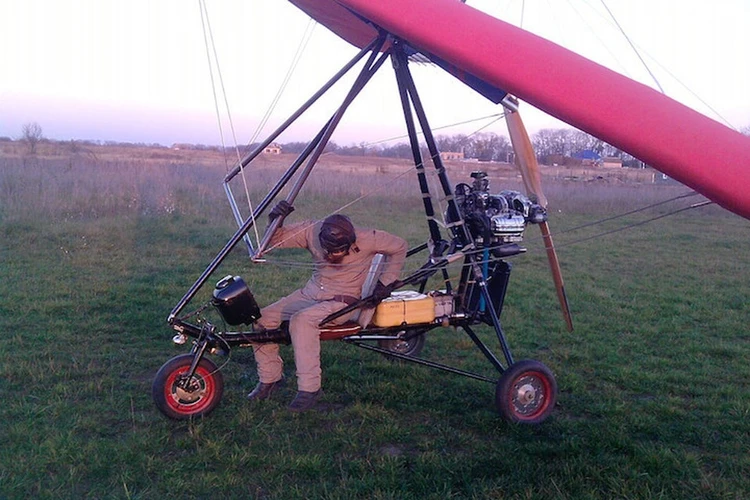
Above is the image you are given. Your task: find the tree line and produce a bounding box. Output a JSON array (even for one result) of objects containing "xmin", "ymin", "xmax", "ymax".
[
  {"xmin": 278, "ymin": 124, "xmax": 750, "ymax": 167},
  {"xmin": 10, "ymin": 121, "xmax": 750, "ymax": 163},
  {"xmin": 278, "ymin": 129, "xmax": 626, "ymax": 165}
]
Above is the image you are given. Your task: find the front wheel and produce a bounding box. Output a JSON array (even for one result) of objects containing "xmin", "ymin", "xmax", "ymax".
[
  {"xmin": 495, "ymin": 359, "xmax": 557, "ymax": 424},
  {"xmin": 152, "ymin": 353, "xmax": 224, "ymax": 420}
]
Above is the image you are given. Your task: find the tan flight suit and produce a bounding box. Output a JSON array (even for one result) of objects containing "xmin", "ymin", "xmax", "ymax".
[{"xmin": 253, "ymin": 220, "xmax": 408, "ymax": 392}]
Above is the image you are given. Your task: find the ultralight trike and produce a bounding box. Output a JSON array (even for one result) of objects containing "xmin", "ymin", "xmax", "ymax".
[{"xmin": 152, "ymin": 35, "xmax": 564, "ymax": 425}]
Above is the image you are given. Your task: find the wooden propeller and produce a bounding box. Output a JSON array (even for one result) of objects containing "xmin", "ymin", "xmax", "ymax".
[{"xmin": 505, "ymin": 103, "xmax": 574, "ymax": 331}]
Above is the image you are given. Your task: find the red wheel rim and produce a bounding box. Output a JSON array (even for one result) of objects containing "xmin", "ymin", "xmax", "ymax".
[
  {"xmin": 507, "ymin": 370, "xmax": 553, "ymax": 421},
  {"xmin": 163, "ymin": 365, "xmax": 217, "ymax": 416}
]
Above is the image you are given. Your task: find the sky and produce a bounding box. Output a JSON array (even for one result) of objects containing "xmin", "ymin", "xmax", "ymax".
[{"xmin": 1, "ymin": 0, "xmax": 749, "ymax": 147}]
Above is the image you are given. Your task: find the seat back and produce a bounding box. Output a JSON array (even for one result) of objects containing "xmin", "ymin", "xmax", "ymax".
[{"xmin": 354, "ymin": 253, "xmax": 384, "ymax": 327}]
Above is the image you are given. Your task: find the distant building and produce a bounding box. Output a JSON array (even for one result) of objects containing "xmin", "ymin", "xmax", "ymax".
[
  {"xmin": 263, "ymin": 143, "xmax": 282, "ymax": 154},
  {"xmin": 572, "ymin": 149, "xmax": 602, "ymax": 166},
  {"xmin": 602, "ymin": 156, "xmax": 622, "ymax": 168},
  {"xmin": 440, "ymin": 151, "xmax": 464, "ymax": 161}
]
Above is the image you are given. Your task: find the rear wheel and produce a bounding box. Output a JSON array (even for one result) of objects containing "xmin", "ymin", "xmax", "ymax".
[
  {"xmin": 152, "ymin": 354, "xmax": 224, "ymax": 420},
  {"xmin": 377, "ymin": 330, "xmax": 426, "ymax": 360},
  {"xmin": 495, "ymin": 359, "xmax": 557, "ymax": 424}
]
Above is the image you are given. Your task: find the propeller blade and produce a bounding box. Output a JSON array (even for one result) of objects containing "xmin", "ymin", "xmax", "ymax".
[
  {"xmin": 505, "ymin": 108, "xmax": 547, "ymax": 208},
  {"xmin": 504, "ymin": 104, "xmax": 573, "ymax": 331},
  {"xmin": 540, "ymin": 220, "xmax": 574, "ymax": 332}
]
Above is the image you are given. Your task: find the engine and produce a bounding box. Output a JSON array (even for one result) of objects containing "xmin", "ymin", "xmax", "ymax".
[{"xmin": 452, "ymin": 171, "xmax": 547, "ymax": 246}]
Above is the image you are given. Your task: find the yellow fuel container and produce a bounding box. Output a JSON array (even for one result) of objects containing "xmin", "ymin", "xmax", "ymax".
[{"xmin": 372, "ymin": 291, "xmax": 436, "ymax": 327}]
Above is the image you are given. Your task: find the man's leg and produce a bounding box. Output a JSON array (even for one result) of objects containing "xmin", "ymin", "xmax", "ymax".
[
  {"xmin": 252, "ymin": 290, "xmax": 318, "ymax": 384},
  {"xmin": 288, "ymin": 300, "xmax": 354, "ymax": 393}
]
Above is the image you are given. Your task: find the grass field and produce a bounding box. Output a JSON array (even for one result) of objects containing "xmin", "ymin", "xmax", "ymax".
[{"xmin": 1, "ymin": 153, "xmax": 748, "ymax": 499}]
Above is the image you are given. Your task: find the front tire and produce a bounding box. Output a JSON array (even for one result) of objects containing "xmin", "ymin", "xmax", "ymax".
[
  {"xmin": 152, "ymin": 353, "xmax": 224, "ymax": 420},
  {"xmin": 495, "ymin": 359, "xmax": 557, "ymax": 424}
]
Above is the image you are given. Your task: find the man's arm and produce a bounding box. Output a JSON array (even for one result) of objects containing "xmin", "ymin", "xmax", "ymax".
[
  {"xmin": 269, "ymin": 221, "xmax": 315, "ymax": 250},
  {"xmin": 372, "ymin": 230, "xmax": 408, "ymax": 285}
]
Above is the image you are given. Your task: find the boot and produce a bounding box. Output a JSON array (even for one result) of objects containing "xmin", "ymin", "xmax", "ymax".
[
  {"xmin": 246, "ymin": 378, "xmax": 285, "ymax": 401},
  {"xmin": 288, "ymin": 389, "xmax": 323, "ymax": 413}
]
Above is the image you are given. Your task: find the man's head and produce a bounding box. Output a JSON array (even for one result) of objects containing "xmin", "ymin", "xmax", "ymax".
[{"xmin": 319, "ymin": 214, "xmax": 356, "ymax": 263}]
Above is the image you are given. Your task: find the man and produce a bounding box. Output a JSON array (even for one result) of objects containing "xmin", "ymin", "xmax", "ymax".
[{"xmin": 248, "ymin": 201, "xmax": 408, "ymax": 412}]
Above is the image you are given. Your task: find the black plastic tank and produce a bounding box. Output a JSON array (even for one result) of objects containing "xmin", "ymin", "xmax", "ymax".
[{"xmin": 211, "ymin": 276, "xmax": 262, "ymax": 326}]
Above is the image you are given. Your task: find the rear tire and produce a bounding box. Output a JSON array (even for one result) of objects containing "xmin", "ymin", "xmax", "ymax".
[
  {"xmin": 495, "ymin": 359, "xmax": 557, "ymax": 424},
  {"xmin": 378, "ymin": 330, "xmax": 426, "ymax": 360},
  {"xmin": 152, "ymin": 354, "xmax": 224, "ymax": 420}
]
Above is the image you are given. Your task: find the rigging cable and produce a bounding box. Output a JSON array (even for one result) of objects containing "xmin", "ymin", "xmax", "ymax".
[
  {"xmin": 365, "ymin": 112, "xmax": 505, "ymax": 146},
  {"xmin": 551, "ymin": 190, "xmax": 700, "ymax": 237},
  {"xmin": 260, "ymin": 183, "xmax": 714, "ymax": 276},
  {"xmin": 247, "ymin": 19, "xmax": 317, "ymax": 148},
  {"xmin": 261, "ymin": 195, "xmax": 714, "ymax": 277},
  {"xmin": 465, "ymin": 113, "xmax": 507, "ymax": 138},
  {"xmin": 550, "ymin": 200, "xmax": 714, "ymax": 250},
  {"xmin": 238, "ymin": 18, "xmax": 315, "ymax": 248},
  {"xmin": 563, "ymin": 0, "xmax": 633, "ymax": 78},
  {"xmin": 640, "ymin": 58, "xmax": 737, "ymax": 130},
  {"xmin": 423, "ymin": 194, "xmax": 716, "ymax": 271},
  {"xmin": 599, "ymin": 0, "xmax": 664, "ymax": 93},
  {"xmin": 198, "ymin": 0, "xmax": 249, "ymax": 169},
  {"xmin": 198, "ymin": 1, "xmax": 231, "ymax": 172},
  {"xmin": 198, "ymin": 0, "xmax": 263, "ymax": 248},
  {"xmin": 575, "ymin": 0, "xmax": 733, "ymax": 128}
]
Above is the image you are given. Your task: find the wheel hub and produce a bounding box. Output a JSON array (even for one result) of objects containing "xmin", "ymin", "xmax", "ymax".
[
  {"xmin": 513, "ymin": 375, "xmax": 544, "ymax": 414},
  {"xmin": 517, "ymin": 383, "xmax": 537, "ymax": 405},
  {"xmin": 392, "ymin": 339, "xmax": 411, "ymax": 353},
  {"xmin": 173, "ymin": 376, "xmax": 205, "ymax": 403}
]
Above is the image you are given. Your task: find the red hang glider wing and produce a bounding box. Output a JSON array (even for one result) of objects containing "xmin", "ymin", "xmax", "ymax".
[
  {"xmin": 289, "ymin": 0, "xmax": 377, "ymax": 49},
  {"xmin": 289, "ymin": 0, "xmax": 750, "ymax": 220}
]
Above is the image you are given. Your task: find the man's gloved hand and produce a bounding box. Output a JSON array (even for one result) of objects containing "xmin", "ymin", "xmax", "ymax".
[
  {"xmin": 268, "ymin": 200, "xmax": 294, "ymax": 222},
  {"xmin": 369, "ymin": 280, "xmax": 394, "ymax": 305}
]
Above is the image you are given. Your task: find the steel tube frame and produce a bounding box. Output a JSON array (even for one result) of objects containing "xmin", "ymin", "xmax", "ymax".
[
  {"xmin": 169, "ymin": 32, "xmax": 517, "ymax": 380},
  {"xmin": 223, "ymin": 116, "xmax": 335, "ymax": 254},
  {"xmin": 168, "ymin": 34, "xmax": 387, "ymax": 322},
  {"xmin": 390, "ymin": 41, "xmax": 515, "ymax": 368},
  {"xmin": 350, "ymin": 340, "xmax": 497, "ymax": 383},
  {"xmin": 223, "ymin": 36, "xmax": 384, "ymax": 253},
  {"xmin": 254, "ymin": 39, "xmax": 390, "ymax": 257},
  {"xmin": 223, "ymin": 36, "xmax": 384, "ymax": 183}
]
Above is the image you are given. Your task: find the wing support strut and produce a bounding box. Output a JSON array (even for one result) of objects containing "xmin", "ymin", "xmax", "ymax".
[
  {"xmin": 169, "ymin": 34, "xmax": 388, "ymax": 322},
  {"xmin": 253, "ymin": 37, "xmax": 390, "ymax": 258},
  {"xmin": 390, "ymin": 40, "xmax": 515, "ymax": 367},
  {"xmin": 223, "ymin": 35, "xmax": 386, "ymax": 255}
]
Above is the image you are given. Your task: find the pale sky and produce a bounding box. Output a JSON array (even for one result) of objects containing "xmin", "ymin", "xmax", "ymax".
[{"xmin": 1, "ymin": 0, "xmax": 748, "ymax": 146}]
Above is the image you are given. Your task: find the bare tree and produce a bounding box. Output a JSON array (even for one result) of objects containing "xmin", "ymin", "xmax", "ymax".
[
  {"xmin": 21, "ymin": 122, "xmax": 43, "ymax": 154},
  {"xmin": 532, "ymin": 127, "xmax": 625, "ymax": 164},
  {"xmin": 465, "ymin": 132, "xmax": 511, "ymax": 162},
  {"xmin": 569, "ymin": 129, "xmax": 605, "ymax": 155},
  {"xmin": 435, "ymin": 133, "xmax": 469, "ymax": 153}
]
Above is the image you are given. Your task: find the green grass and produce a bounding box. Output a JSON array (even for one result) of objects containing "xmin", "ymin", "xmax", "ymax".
[{"xmin": 1, "ymin": 157, "xmax": 749, "ymax": 499}]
